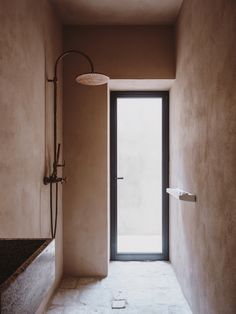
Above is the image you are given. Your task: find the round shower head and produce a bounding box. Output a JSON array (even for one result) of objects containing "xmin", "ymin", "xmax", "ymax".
[{"xmin": 76, "ymin": 72, "xmax": 109, "ymax": 86}]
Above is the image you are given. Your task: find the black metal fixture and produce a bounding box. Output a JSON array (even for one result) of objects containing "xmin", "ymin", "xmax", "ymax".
[
  {"xmin": 44, "ymin": 50, "xmax": 109, "ymax": 238},
  {"xmin": 110, "ymin": 91, "xmax": 169, "ymax": 261}
]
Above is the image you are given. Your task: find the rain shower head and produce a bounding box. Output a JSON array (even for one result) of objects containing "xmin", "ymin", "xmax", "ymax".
[{"xmin": 76, "ymin": 72, "xmax": 109, "ymax": 86}]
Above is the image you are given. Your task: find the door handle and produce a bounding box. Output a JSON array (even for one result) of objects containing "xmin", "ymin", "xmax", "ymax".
[{"xmin": 116, "ymin": 177, "xmax": 124, "ymax": 180}]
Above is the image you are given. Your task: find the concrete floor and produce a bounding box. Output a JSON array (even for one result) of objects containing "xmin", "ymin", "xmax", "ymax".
[{"xmin": 47, "ymin": 262, "xmax": 192, "ymax": 314}]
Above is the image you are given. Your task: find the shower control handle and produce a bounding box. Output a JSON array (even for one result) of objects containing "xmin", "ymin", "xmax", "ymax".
[{"xmin": 61, "ymin": 177, "xmax": 67, "ymax": 184}]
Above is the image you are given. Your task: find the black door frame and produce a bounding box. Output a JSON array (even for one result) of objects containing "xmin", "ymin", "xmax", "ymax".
[{"xmin": 110, "ymin": 91, "xmax": 169, "ymax": 261}]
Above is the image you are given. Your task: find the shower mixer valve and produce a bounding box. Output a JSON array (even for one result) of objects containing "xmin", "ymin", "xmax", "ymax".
[
  {"xmin": 43, "ymin": 175, "xmax": 67, "ymax": 185},
  {"xmin": 44, "ymin": 143, "xmax": 67, "ymax": 185}
]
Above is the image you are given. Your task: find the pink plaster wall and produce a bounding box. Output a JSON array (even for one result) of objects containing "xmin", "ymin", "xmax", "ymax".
[
  {"xmin": 63, "ymin": 83, "xmax": 109, "ymax": 276},
  {"xmin": 170, "ymin": 0, "xmax": 236, "ymax": 313},
  {"xmin": 62, "ymin": 26, "xmax": 175, "ymax": 276},
  {"xmin": 64, "ymin": 26, "xmax": 175, "ymax": 79},
  {"xmin": 0, "ymin": 1, "xmax": 63, "ymax": 311}
]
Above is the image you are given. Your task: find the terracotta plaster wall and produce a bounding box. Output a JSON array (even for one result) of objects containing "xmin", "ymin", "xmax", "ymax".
[
  {"xmin": 63, "ymin": 82, "xmax": 109, "ymax": 277},
  {"xmin": 63, "ymin": 26, "xmax": 175, "ymax": 276},
  {"xmin": 170, "ymin": 0, "xmax": 236, "ymax": 313},
  {"xmin": 0, "ymin": 0, "xmax": 63, "ymax": 311},
  {"xmin": 64, "ymin": 26, "xmax": 175, "ymax": 79}
]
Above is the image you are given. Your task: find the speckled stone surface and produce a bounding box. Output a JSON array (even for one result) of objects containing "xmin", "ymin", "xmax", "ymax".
[
  {"xmin": 47, "ymin": 261, "xmax": 192, "ymax": 313},
  {"xmin": 0, "ymin": 239, "xmax": 45, "ymax": 285},
  {"xmin": 0, "ymin": 239, "xmax": 55, "ymax": 314}
]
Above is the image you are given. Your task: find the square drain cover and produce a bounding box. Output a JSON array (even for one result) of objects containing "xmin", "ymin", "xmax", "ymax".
[{"xmin": 112, "ymin": 299, "xmax": 126, "ymax": 309}]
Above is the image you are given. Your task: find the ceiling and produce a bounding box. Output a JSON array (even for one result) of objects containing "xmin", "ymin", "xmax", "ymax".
[{"xmin": 51, "ymin": 0, "xmax": 183, "ymax": 25}]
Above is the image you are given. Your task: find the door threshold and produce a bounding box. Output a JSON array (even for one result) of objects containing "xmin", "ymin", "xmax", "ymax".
[{"xmin": 113, "ymin": 253, "xmax": 168, "ymax": 261}]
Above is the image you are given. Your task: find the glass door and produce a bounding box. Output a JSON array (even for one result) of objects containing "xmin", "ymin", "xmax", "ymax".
[{"xmin": 110, "ymin": 91, "xmax": 169, "ymax": 261}]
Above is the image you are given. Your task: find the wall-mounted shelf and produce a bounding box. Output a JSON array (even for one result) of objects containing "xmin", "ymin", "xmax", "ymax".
[{"xmin": 166, "ymin": 188, "xmax": 196, "ymax": 202}]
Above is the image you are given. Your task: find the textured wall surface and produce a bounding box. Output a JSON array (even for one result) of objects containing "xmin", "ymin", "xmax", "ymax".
[
  {"xmin": 64, "ymin": 26, "xmax": 175, "ymax": 79},
  {"xmin": 170, "ymin": 0, "xmax": 236, "ymax": 313},
  {"xmin": 63, "ymin": 83, "xmax": 108, "ymax": 276},
  {"xmin": 0, "ymin": 1, "xmax": 63, "ymax": 312},
  {"xmin": 63, "ymin": 26, "xmax": 175, "ymax": 276}
]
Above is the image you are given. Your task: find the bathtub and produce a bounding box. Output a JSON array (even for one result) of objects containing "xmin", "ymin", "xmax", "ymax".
[{"xmin": 0, "ymin": 239, "xmax": 55, "ymax": 314}]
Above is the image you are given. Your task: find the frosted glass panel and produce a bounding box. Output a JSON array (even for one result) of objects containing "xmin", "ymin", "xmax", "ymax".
[{"xmin": 117, "ymin": 98, "xmax": 162, "ymax": 253}]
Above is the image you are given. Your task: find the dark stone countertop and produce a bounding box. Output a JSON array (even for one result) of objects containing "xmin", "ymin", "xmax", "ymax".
[{"xmin": 0, "ymin": 238, "xmax": 51, "ymax": 290}]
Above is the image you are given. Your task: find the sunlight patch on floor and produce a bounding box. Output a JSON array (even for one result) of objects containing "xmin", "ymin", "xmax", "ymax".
[{"xmin": 47, "ymin": 261, "xmax": 192, "ymax": 314}]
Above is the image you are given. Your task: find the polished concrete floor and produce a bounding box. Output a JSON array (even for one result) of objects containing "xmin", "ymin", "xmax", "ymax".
[{"xmin": 47, "ymin": 262, "xmax": 192, "ymax": 314}]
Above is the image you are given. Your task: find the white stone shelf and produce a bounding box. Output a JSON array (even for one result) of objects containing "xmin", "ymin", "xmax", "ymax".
[{"xmin": 166, "ymin": 188, "xmax": 196, "ymax": 202}]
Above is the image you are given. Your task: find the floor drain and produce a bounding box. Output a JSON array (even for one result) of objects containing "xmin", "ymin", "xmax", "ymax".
[{"xmin": 111, "ymin": 299, "xmax": 126, "ymax": 309}]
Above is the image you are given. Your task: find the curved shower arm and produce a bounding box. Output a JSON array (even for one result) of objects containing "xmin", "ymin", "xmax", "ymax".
[
  {"xmin": 47, "ymin": 49, "xmax": 95, "ymax": 178},
  {"xmin": 53, "ymin": 50, "xmax": 95, "ymax": 80},
  {"xmin": 44, "ymin": 49, "xmax": 97, "ymax": 239}
]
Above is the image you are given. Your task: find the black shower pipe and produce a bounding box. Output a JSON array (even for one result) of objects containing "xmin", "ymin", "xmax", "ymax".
[{"xmin": 44, "ymin": 50, "xmax": 95, "ymax": 238}]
